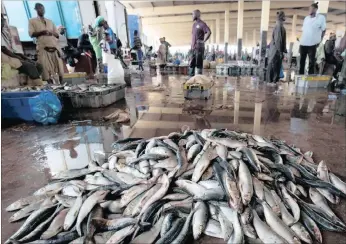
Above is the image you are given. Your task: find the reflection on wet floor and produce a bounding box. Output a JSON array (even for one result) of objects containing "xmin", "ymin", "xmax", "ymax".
[{"xmin": 1, "ymin": 72, "xmax": 346, "ymax": 243}]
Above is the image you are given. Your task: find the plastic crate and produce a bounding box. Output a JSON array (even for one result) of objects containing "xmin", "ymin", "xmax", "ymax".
[
  {"xmin": 1, "ymin": 90, "xmax": 61, "ymax": 124},
  {"xmin": 228, "ymin": 65, "xmax": 240, "ymax": 76},
  {"xmin": 295, "ymin": 75, "xmax": 330, "ymax": 88},
  {"xmin": 58, "ymin": 84, "xmax": 126, "ymax": 108},
  {"xmin": 183, "ymin": 83, "xmax": 212, "ymax": 100}
]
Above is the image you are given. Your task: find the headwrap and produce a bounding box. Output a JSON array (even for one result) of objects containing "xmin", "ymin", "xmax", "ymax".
[
  {"xmin": 276, "ymin": 11, "xmax": 285, "ymax": 21},
  {"xmin": 94, "ymin": 16, "xmax": 104, "ymax": 28},
  {"xmin": 311, "ymin": 2, "xmax": 319, "ymax": 9}
]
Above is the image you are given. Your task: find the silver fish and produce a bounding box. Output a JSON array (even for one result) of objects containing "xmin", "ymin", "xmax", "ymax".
[
  {"xmin": 252, "ymin": 210, "xmax": 287, "ymax": 244},
  {"xmin": 192, "ymin": 201, "xmax": 208, "ymax": 240},
  {"xmin": 41, "ymin": 208, "xmax": 69, "ymax": 239},
  {"xmin": 238, "ymin": 160, "xmax": 253, "ymax": 206},
  {"xmin": 64, "ymin": 195, "xmax": 83, "ymax": 231},
  {"xmin": 76, "ymin": 190, "xmax": 108, "ymax": 236}
]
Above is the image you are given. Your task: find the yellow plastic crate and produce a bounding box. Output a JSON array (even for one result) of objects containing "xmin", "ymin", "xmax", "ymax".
[{"xmin": 63, "ymin": 72, "xmax": 87, "ymax": 78}]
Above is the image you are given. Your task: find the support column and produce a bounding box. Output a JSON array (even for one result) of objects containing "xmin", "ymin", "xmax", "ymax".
[
  {"xmin": 259, "ymin": 0, "xmax": 270, "ymax": 80},
  {"xmin": 245, "ymin": 32, "xmax": 249, "ymax": 48},
  {"xmin": 253, "ymin": 29, "xmax": 257, "ymax": 46},
  {"xmin": 224, "ymin": 42, "xmax": 228, "ymax": 63},
  {"xmin": 287, "ymin": 14, "xmax": 297, "ymax": 81},
  {"xmin": 216, "ymin": 14, "xmax": 220, "ymax": 44},
  {"xmin": 237, "ymin": 0, "xmax": 244, "ymax": 59},
  {"xmin": 210, "ymin": 20, "xmax": 215, "ymax": 44},
  {"xmin": 317, "ymin": 0, "xmax": 329, "ymax": 16},
  {"xmin": 224, "ymin": 10, "xmax": 230, "ymax": 45}
]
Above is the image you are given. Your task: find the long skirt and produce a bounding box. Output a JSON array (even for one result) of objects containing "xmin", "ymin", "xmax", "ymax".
[{"xmin": 267, "ymin": 52, "xmax": 282, "ymax": 83}]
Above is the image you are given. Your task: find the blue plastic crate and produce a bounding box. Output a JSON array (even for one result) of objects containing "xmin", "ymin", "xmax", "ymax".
[{"xmin": 1, "ymin": 90, "xmax": 62, "ymax": 125}]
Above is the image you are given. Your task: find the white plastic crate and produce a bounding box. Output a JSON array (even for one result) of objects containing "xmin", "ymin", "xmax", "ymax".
[{"xmin": 295, "ymin": 75, "xmax": 330, "ymax": 88}]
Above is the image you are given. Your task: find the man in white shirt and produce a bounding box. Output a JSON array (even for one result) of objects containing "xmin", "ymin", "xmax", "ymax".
[{"xmin": 299, "ymin": 2, "xmax": 326, "ymax": 75}]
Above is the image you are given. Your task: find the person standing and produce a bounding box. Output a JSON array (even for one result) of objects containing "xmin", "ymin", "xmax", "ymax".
[
  {"xmin": 325, "ymin": 32, "xmax": 343, "ymax": 81},
  {"xmin": 131, "ymin": 30, "xmax": 144, "ymax": 71},
  {"xmin": 189, "ymin": 9, "xmax": 211, "ymax": 76},
  {"xmin": 2, "ymin": 14, "xmax": 43, "ymax": 84},
  {"xmin": 266, "ymin": 11, "xmax": 287, "ymax": 85},
  {"xmin": 162, "ymin": 37, "xmax": 171, "ymax": 62},
  {"xmin": 89, "ymin": 16, "xmax": 106, "ymax": 74},
  {"xmin": 299, "ymin": 2, "xmax": 326, "ymax": 75},
  {"xmin": 28, "ymin": 3, "xmax": 64, "ymax": 83}
]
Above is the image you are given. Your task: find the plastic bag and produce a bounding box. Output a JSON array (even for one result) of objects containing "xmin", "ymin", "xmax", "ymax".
[
  {"xmin": 29, "ymin": 91, "xmax": 62, "ymax": 125},
  {"xmin": 106, "ymin": 53, "xmax": 125, "ymax": 84}
]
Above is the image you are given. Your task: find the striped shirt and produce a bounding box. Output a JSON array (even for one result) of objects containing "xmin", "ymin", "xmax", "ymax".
[{"xmin": 133, "ymin": 36, "xmax": 142, "ymax": 50}]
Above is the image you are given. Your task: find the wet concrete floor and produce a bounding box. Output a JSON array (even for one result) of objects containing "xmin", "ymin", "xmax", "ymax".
[{"xmin": 2, "ymin": 70, "xmax": 346, "ymax": 243}]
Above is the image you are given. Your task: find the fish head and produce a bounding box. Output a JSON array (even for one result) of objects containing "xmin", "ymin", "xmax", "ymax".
[
  {"xmin": 96, "ymin": 190, "xmax": 109, "ymax": 201},
  {"xmin": 242, "ymin": 194, "xmax": 252, "ymax": 206}
]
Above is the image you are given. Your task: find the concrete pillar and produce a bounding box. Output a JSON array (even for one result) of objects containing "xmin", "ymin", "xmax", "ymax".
[
  {"xmin": 210, "ymin": 20, "xmax": 215, "ymax": 44},
  {"xmin": 224, "ymin": 10, "xmax": 230, "ymax": 45},
  {"xmin": 291, "ymin": 14, "xmax": 297, "ymax": 42},
  {"xmin": 234, "ymin": 90, "xmax": 240, "ymax": 125},
  {"xmin": 224, "ymin": 42, "xmax": 228, "ymax": 63},
  {"xmin": 259, "ymin": 0, "xmax": 270, "ymax": 77},
  {"xmin": 253, "ymin": 29, "xmax": 257, "ymax": 46},
  {"xmin": 216, "ymin": 14, "xmax": 220, "ymax": 44},
  {"xmin": 288, "ymin": 14, "xmax": 297, "ymax": 79},
  {"xmin": 237, "ymin": 0, "xmax": 244, "ymax": 59},
  {"xmin": 317, "ymin": 0, "xmax": 329, "ymax": 14},
  {"xmin": 253, "ymin": 102, "xmax": 262, "ymax": 135},
  {"xmin": 245, "ymin": 32, "xmax": 249, "ymax": 48}
]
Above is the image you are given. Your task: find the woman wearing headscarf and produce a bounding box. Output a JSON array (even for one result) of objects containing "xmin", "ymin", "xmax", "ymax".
[
  {"xmin": 267, "ymin": 11, "xmax": 287, "ymax": 85},
  {"xmin": 88, "ymin": 16, "xmax": 105, "ymax": 73}
]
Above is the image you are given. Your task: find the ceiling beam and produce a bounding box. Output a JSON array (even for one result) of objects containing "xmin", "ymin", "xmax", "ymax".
[
  {"xmin": 126, "ymin": 1, "xmax": 312, "ymax": 17},
  {"xmin": 150, "ymin": 2, "xmax": 154, "ymax": 7}
]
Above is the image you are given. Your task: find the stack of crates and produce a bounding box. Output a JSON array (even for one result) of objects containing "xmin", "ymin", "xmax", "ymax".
[
  {"xmin": 183, "ymin": 82, "xmax": 213, "ymax": 100},
  {"xmin": 216, "ymin": 64, "xmax": 229, "ymax": 76},
  {"xmin": 228, "ymin": 65, "xmax": 240, "ymax": 76}
]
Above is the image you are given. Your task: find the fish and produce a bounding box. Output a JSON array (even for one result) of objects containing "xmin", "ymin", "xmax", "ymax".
[
  {"xmin": 91, "ymin": 217, "xmax": 137, "ymax": 232},
  {"xmin": 41, "ymin": 208, "xmax": 69, "ymax": 239},
  {"xmin": 280, "ymin": 185, "xmax": 300, "ymax": 224},
  {"xmin": 329, "ymin": 173, "xmax": 346, "ymax": 194},
  {"xmin": 132, "ymin": 216, "xmax": 164, "ymax": 244},
  {"xmin": 238, "ymin": 160, "xmax": 253, "ymax": 206},
  {"xmin": 6, "ymin": 194, "xmax": 55, "ymax": 212},
  {"xmin": 204, "ymin": 219, "xmax": 224, "ymax": 239},
  {"xmin": 261, "ymin": 201, "xmax": 301, "ymax": 244},
  {"xmin": 218, "ymin": 210, "xmax": 233, "ymax": 241},
  {"xmin": 5, "ymin": 129, "xmax": 346, "ymax": 244},
  {"xmin": 7, "ymin": 204, "xmax": 58, "ymax": 241},
  {"xmin": 300, "ymin": 211, "xmax": 323, "ymax": 243},
  {"xmin": 192, "ymin": 201, "xmax": 208, "ymax": 240},
  {"xmin": 64, "ymin": 195, "xmax": 83, "ymax": 231},
  {"xmin": 76, "ymin": 190, "xmax": 108, "ymax": 236},
  {"xmin": 219, "ymin": 206, "xmax": 244, "ymax": 244},
  {"xmin": 161, "ymin": 213, "xmax": 176, "ymax": 237},
  {"xmin": 106, "ymin": 225, "xmax": 136, "ymax": 244},
  {"xmin": 156, "ymin": 218, "xmax": 186, "ymax": 244},
  {"xmin": 9, "ymin": 200, "xmax": 44, "ymax": 223},
  {"xmin": 252, "ymin": 209, "xmax": 287, "ymax": 244},
  {"xmin": 240, "ymin": 147, "xmax": 261, "ymax": 172}
]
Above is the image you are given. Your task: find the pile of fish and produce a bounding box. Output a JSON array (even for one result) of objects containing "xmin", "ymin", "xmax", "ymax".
[{"xmin": 5, "ymin": 129, "xmax": 346, "ymax": 244}]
